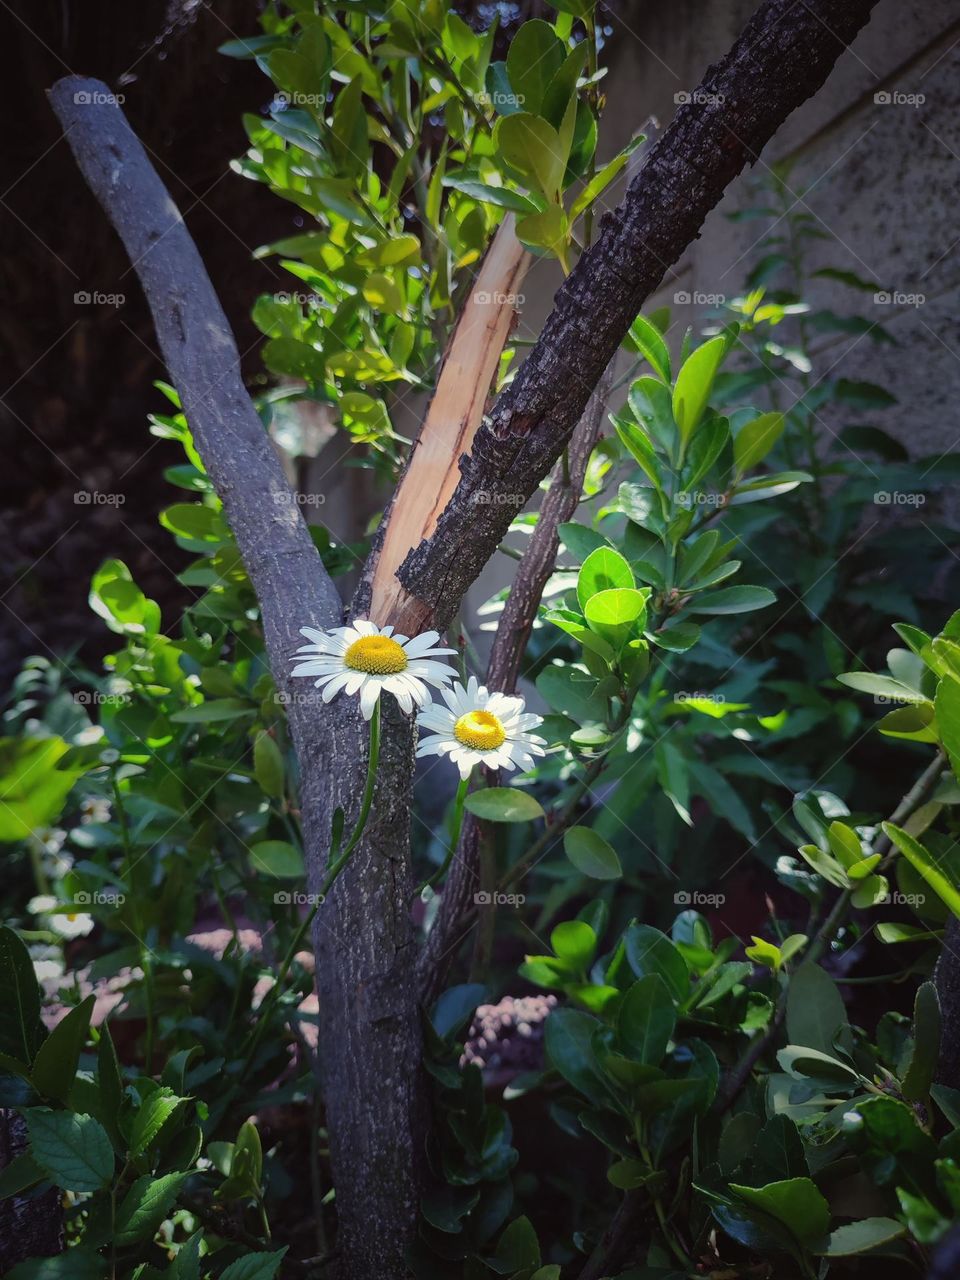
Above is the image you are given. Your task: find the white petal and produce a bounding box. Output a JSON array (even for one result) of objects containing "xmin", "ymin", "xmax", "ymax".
[{"xmin": 359, "ymin": 678, "xmax": 381, "ymax": 719}]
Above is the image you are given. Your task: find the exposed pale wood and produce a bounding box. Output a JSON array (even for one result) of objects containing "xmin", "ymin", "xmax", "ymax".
[{"xmin": 369, "ymin": 218, "xmax": 529, "ymax": 630}]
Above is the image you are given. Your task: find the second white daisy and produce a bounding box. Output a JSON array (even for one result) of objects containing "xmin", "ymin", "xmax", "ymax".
[
  {"xmin": 292, "ymin": 620, "xmax": 456, "ymax": 718},
  {"xmin": 416, "ymin": 677, "xmax": 546, "ymax": 778}
]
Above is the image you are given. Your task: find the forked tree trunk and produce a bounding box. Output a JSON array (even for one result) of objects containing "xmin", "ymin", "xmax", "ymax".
[{"xmin": 47, "ymin": 0, "xmax": 882, "ymax": 1272}]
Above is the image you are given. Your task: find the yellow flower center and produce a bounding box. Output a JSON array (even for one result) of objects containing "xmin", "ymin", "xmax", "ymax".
[
  {"xmin": 454, "ymin": 709, "xmax": 506, "ymax": 751},
  {"xmin": 343, "ymin": 634, "xmax": 408, "ymax": 675}
]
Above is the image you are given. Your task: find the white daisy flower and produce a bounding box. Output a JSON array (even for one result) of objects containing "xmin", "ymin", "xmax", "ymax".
[
  {"xmin": 48, "ymin": 910, "xmax": 95, "ymax": 939},
  {"xmin": 292, "ymin": 619, "xmax": 456, "ymax": 719},
  {"xmin": 416, "ymin": 677, "xmax": 547, "ymax": 779}
]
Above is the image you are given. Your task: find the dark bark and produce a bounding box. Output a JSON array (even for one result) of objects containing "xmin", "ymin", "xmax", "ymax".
[
  {"xmin": 0, "ymin": 1111, "xmax": 63, "ymax": 1270},
  {"xmin": 48, "ymin": 79, "xmax": 424, "ymax": 1280},
  {"xmin": 395, "ymin": 0, "xmax": 880, "ymax": 632},
  {"xmin": 418, "ymin": 368, "xmax": 613, "ymax": 1004}
]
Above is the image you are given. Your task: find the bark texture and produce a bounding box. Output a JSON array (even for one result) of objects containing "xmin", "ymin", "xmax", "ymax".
[
  {"xmin": 0, "ymin": 1111, "xmax": 63, "ymax": 1271},
  {"xmin": 48, "ymin": 78, "xmax": 424, "ymax": 1280},
  {"xmin": 391, "ymin": 0, "xmax": 880, "ymax": 634},
  {"xmin": 47, "ymin": 0, "xmax": 882, "ymax": 1265},
  {"xmin": 418, "ymin": 367, "xmax": 613, "ymax": 1003}
]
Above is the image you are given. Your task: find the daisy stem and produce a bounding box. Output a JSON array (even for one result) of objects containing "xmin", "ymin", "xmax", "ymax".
[
  {"xmin": 423, "ymin": 774, "xmax": 471, "ymax": 891},
  {"xmin": 321, "ymin": 697, "xmax": 382, "ymax": 897}
]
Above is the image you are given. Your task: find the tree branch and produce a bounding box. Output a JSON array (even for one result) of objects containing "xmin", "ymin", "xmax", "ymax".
[
  {"xmin": 47, "ymin": 78, "xmax": 343, "ymax": 714},
  {"xmin": 386, "ymin": 0, "xmax": 880, "ymax": 634}
]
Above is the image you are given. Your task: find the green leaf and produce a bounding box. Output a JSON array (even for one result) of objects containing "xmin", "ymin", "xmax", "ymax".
[
  {"xmin": 0, "ymin": 1151, "xmax": 43, "ymax": 1200},
  {"xmin": 442, "ymin": 176, "xmax": 538, "ymax": 215},
  {"xmin": 465, "ymin": 788, "xmax": 545, "ymax": 823},
  {"xmin": 516, "ymin": 206, "xmax": 570, "ymax": 268},
  {"xmin": 733, "ymin": 411, "xmax": 784, "ymax": 474},
  {"xmin": 115, "ymin": 1171, "xmax": 189, "ymax": 1245},
  {"xmin": 935, "ymin": 674, "xmax": 960, "ymax": 781},
  {"xmin": 496, "ymin": 113, "xmax": 566, "ymax": 200},
  {"xmin": 0, "ymin": 737, "xmax": 91, "ymax": 844},
  {"xmin": 431, "ymin": 984, "xmax": 486, "ymax": 1040},
  {"xmin": 884, "ymin": 822, "xmax": 960, "ymax": 919},
  {"xmin": 624, "ymin": 925, "xmax": 689, "ymax": 1004},
  {"xmin": 170, "ymin": 699, "xmax": 254, "ymax": 723},
  {"xmin": 249, "ymin": 839, "xmax": 304, "ymax": 879},
  {"xmin": 577, "ymin": 546, "xmax": 635, "ymax": 610},
  {"xmin": 0, "ymin": 925, "xmax": 43, "ymax": 1064},
  {"xmin": 551, "ymin": 921, "xmax": 597, "ymax": 972},
  {"xmin": 687, "ymin": 585, "xmax": 775, "ymax": 616},
  {"xmin": 491, "ymin": 1214, "xmax": 541, "ymax": 1273},
  {"xmin": 26, "ymin": 1109, "xmax": 114, "ymax": 1192},
  {"xmin": 813, "ymin": 1217, "xmax": 905, "ymax": 1256},
  {"xmin": 30, "ymin": 995, "xmax": 94, "ymax": 1102},
  {"xmin": 6, "ymin": 1252, "xmax": 106, "ymax": 1280},
  {"xmin": 558, "ymin": 522, "xmax": 610, "ymax": 562},
  {"xmin": 617, "ymin": 975, "xmax": 675, "ymax": 1065},
  {"xmin": 219, "ymin": 1252, "xmax": 288, "ymax": 1280},
  {"xmin": 836, "ymin": 673, "xmax": 926, "ymax": 704},
  {"xmin": 505, "ymin": 20, "xmax": 564, "ymax": 115},
  {"xmin": 901, "ymin": 982, "xmax": 940, "ymax": 1103},
  {"xmin": 97, "ymin": 1022, "xmax": 123, "ymax": 1144},
  {"xmin": 625, "ymin": 313, "xmax": 672, "ymax": 383},
  {"xmin": 787, "ymin": 964, "xmax": 849, "ymax": 1057},
  {"xmin": 672, "ymin": 336, "xmax": 726, "ymax": 455},
  {"xmin": 543, "ymin": 1008, "xmax": 612, "ymax": 1106},
  {"xmin": 253, "ymin": 732, "xmax": 285, "ymax": 800},
  {"xmin": 583, "ymin": 587, "xmax": 648, "ymax": 645},
  {"xmin": 128, "ymin": 1087, "xmax": 183, "ymax": 1156},
  {"xmin": 729, "ymin": 1178, "xmax": 830, "ymax": 1245},
  {"xmin": 564, "ymin": 827, "xmax": 622, "ymax": 880}
]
